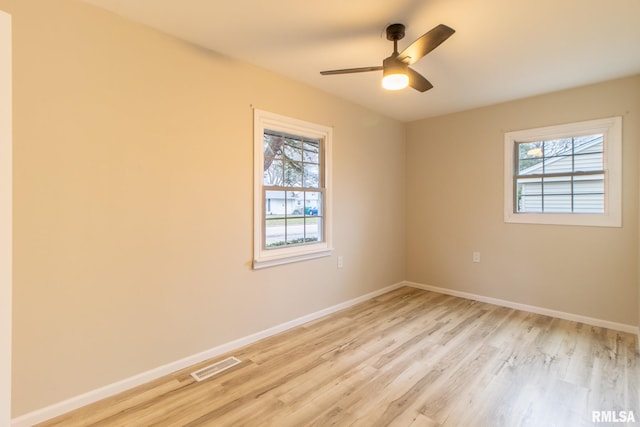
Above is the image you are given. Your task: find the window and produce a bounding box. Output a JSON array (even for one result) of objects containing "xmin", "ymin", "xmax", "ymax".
[
  {"xmin": 253, "ymin": 109, "xmax": 333, "ymax": 269},
  {"xmin": 504, "ymin": 117, "xmax": 621, "ymax": 227}
]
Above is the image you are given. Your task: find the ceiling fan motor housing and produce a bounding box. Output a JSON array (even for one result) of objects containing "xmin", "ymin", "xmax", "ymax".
[{"xmin": 383, "ymin": 55, "xmax": 408, "ymax": 73}]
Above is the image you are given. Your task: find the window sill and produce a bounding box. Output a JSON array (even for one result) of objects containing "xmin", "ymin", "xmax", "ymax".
[
  {"xmin": 504, "ymin": 211, "xmax": 621, "ymax": 227},
  {"xmin": 253, "ymin": 247, "xmax": 334, "ymax": 269}
]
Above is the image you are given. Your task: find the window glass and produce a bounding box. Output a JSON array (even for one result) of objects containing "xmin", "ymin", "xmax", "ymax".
[{"xmin": 514, "ymin": 134, "xmax": 604, "ymax": 214}]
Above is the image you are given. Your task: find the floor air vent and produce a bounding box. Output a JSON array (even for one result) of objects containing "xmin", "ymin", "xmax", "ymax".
[{"xmin": 190, "ymin": 356, "xmax": 241, "ymax": 382}]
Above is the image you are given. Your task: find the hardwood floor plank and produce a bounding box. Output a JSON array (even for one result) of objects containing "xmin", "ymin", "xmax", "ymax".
[{"xmin": 38, "ymin": 287, "xmax": 639, "ymax": 427}]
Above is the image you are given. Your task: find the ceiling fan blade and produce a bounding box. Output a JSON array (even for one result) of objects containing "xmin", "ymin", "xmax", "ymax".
[
  {"xmin": 320, "ymin": 66, "xmax": 383, "ymax": 75},
  {"xmin": 408, "ymin": 68, "xmax": 433, "ymax": 92},
  {"xmin": 397, "ymin": 24, "xmax": 455, "ymax": 65}
]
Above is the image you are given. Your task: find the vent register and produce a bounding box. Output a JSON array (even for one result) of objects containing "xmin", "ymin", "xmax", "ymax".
[{"xmin": 190, "ymin": 357, "xmax": 242, "ymax": 382}]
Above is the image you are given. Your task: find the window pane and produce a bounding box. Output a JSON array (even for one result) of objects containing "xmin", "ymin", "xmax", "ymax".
[
  {"xmin": 544, "ymin": 195, "xmax": 572, "ymax": 213},
  {"xmin": 518, "ymin": 142, "xmax": 543, "ymax": 160},
  {"xmin": 519, "ymin": 157, "xmax": 543, "ymax": 175},
  {"xmin": 263, "ymin": 159, "xmax": 283, "ymax": 186},
  {"xmin": 305, "ymin": 192, "xmax": 321, "ymax": 216},
  {"xmin": 517, "ymin": 178, "xmax": 542, "ymax": 212},
  {"xmin": 574, "ymin": 134, "xmax": 603, "ymax": 154},
  {"xmin": 285, "ymin": 218, "xmax": 304, "ymax": 245},
  {"xmin": 283, "ymin": 138, "xmax": 303, "ymax": 162},
  {"xmin": 263, "ymin": 134, "xmax": 283, "ymax": 169},
  {"xmin": 517, "ymin": 142, "xmax": 543, "ymax": 174},
  {"xmin": 517, "ymin": 178, "xmax": 541, "ymax": 195},
  {"xmin": 284, "ymin": 160, "xmax": 303, "ymax": 187},
  {"xmin": 543, "ymin": 138, "xmax": 573, "ymax": 157},
  {"xmin": 265, "ymin": 218, "xmax": 285, "ymax": 248},
  {"xmin": 541, "ymin": 138, "xmax": 573, "ymax": 174},
  {"xmin": 288, "ymin": 191, "xmax": 303, "ymax": 216},
  {"xmin": 263, "ymin": 135, "xmax": 284, "ymax": 160},
  {"xmin": 265, "ymin": 190, "xmax": 285, "ymax": 217},
  {"xmin": 573, "ymin": 152, "xmax": 603, "ymax": 172},
  {"xmin": 518, "ymin": 194, "xmax": 542, "ymax": 213},
  {"xmin": 303, "ymin": 163, "xmax": 320, "ymax": 188},
  {"xmin": 573, "ymin": 174, "xmax": 604, "ymax": 194},
  {"xmin": 543, "ymin": 176, "xmax": 571, "ymax": 195},
  {"xmin": 304, "ymin": 217, "xmax": 321, "ymax": 243},
  {"xmin": 574, "ymin": 194, "xmax": 604, "ymax": 213},
  {"xmin": 543, "ymin": 154, "xmax": 573, "ymax": 174},
  {"xmin": 303, "ymin": 141, "xmax": 320, "ymax": 163},
  {"xmin": 263, "ymin": 135, "xmax": 285, "ymax": 186}
]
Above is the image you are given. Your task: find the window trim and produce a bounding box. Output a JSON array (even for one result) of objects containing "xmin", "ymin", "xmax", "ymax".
[
  {"xmin": 504, "ymin": 117, "xmax": 622, "ymax": 227},
  {"xmin": 253, "ymin": 109, "xmax": 333, "ymax": 269}
]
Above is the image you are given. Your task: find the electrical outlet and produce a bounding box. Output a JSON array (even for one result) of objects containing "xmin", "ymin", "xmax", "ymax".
[
  {"xmin": 337, "ymin": 256, "xmax": 344, "ymax": 269},
  {"xmin": 473, "ymin": 252, "xmax": 481, "ymax": 263}
]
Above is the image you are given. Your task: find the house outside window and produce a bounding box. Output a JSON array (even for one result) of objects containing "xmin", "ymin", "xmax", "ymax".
[
  {"xmin": 515, "ymin": 134, "xmax": 604, "ymax": 213},
  {"xmin": 253, "ymin": 109, "xmax": 333, "ymax": 269},
  {"xmin": 504, "ymin": 117, "xmax": 621, "ymax": 227}
]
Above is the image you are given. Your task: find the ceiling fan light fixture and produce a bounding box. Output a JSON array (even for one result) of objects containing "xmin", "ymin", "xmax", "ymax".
[
  {"xmin": 382, "ymin": 57, "xmax": 409, "ymax": 90},
  {"xmin": 382, "ymin": 72, "xmax": 409, "ymax": 90}
]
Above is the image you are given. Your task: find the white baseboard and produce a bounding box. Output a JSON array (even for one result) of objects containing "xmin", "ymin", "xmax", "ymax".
[
  {"xmin": 11, "ymin": 281, "xmax": 405, "ymax": 427},
  {"xmin": 404, "ymin": 281, "xmax": 639, "ymax": 335}
]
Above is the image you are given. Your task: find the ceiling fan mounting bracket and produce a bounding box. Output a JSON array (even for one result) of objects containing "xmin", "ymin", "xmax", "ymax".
[{"xmin": 386, "ymin": 23, "xmax": 406, "ymax": 42}]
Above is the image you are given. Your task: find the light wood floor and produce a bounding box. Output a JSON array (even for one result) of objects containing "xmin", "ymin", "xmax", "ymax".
[{"xmin": 39, "ymin": 287, "xmax": 639, "ymax": 427}]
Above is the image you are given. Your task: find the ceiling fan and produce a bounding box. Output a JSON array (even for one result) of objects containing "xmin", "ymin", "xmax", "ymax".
[{"xmin": 320, "ymin": 23, "xmax": 455, "ymax": 92}]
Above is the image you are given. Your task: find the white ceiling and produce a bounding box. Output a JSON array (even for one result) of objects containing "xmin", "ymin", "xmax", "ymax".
[{"xmin": 81, "ymin": 0, "xmax": 640, "ymax": 122}]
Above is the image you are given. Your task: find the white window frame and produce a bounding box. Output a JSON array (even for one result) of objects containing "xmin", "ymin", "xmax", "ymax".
[
  {"xmin": 504, "ymin": 116, "xmax": 622, "ymax": 227},
  {"xmin": 253, "ymin": 109, "xmax": 333, "ymax": 269}
]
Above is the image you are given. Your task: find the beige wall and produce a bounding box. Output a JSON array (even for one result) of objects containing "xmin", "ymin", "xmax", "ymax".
[
  {"xmin": 0, "ymin": 9, "xmax": 11, "ymax": 426},
  {"xmin": 2, "ymin": 0, "xmax": 406, "ymax": 416},
  {"xmin": 406, "ymin": 75, "xmax": 640, "ymax": 327}
]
